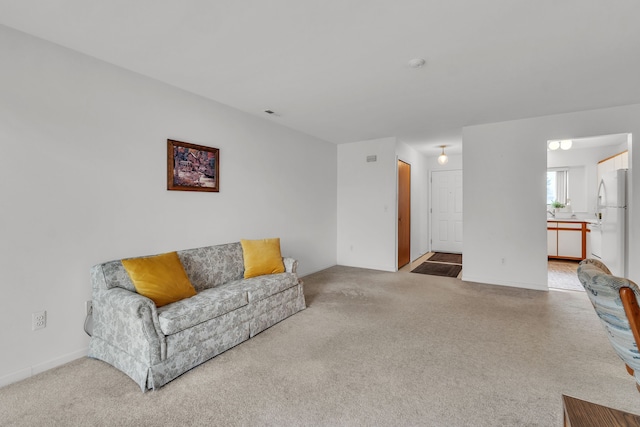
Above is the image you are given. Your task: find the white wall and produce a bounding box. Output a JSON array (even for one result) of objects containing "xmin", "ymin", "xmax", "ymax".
[
  {"xmin": 0, "ymin": 25, "xmax": 337, "ymax": 387},
  {"xmin": 337, "ymin": 138, "xmax": 397, "ymax": 271},
  {"xmin": 463, "ymin": 104, "xmax": 640, "ymax": 290},
  {"xmin": 336, "ymin": 138, "xmax": 429, "ymax": 271}
]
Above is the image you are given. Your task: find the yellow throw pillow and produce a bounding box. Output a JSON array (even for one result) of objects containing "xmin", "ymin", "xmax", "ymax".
[
  {"xmin": 240, "ymin": 238, "xmax": 286, "ymax": 279},
  {"xmin": 121, "ymin": 252, "xmax": 196, "ymax": 307}
]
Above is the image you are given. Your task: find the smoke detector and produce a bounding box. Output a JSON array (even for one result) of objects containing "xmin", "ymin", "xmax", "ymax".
[{"xmin": 408, "ymin": 58, "xmax": 426, "ymax": 68}]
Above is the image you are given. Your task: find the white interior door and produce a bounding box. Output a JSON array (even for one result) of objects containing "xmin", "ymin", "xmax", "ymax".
[{"xmin": 431, "ymin": 170, "xmax": 463, "ymax": 253}]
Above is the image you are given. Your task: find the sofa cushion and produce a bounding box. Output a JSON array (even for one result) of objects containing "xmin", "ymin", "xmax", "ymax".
[
  {"xmin": 122, "ymin": 252, "xmax": 197, "ymax": 307},
  {"xmin": 178, "ymin": 243, "xmax": 245, "ymax": 292},
  {"xmin": 240, "ymin": 238, "xmax": 285, "ymax": 279},
  {"xmin": 223, "ymin": 272, "xmax": 298, "ymax": 303},
  {"xmin": 157, "ymin": 287, "xmax": 249, "ymax": 335}
]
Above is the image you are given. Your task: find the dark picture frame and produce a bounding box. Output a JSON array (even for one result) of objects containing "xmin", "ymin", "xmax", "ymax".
[{"xmin": 167, "ymin": 139, "xmax": 219, "ymax": 192}]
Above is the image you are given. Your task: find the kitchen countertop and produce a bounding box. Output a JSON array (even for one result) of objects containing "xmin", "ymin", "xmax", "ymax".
[{"xmin": 547, "ymin": 218, "xmax": 597, "ymax": 223}]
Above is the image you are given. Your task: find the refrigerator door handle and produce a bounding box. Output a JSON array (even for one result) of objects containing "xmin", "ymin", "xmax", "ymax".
[{"xmin": 597, "ymin": 179, "xmax": 606, "ymax": 220}]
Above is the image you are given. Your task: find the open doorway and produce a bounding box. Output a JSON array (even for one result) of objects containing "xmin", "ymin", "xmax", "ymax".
[{"xmin": 546, "ymin": 133, "xmax": 631, "ymax": 291}]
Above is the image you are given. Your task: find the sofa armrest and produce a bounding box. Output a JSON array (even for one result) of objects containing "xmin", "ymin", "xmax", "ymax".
[
  {"xmin": 283, "ymin": 257, "xmax": 298, "ymax": 274},
  {"xmin": 92, "ymin": 287, "xmax": 166, "ymax": 365}
]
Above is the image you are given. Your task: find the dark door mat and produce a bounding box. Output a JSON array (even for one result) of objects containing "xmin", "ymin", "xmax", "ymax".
[
  {"xmin": 411, "ymin": 261, "xmax": 462, "ymax": 278},
  {"xmin": 428, "ymin": 252, "xmax": 462, "ymax": 264}
]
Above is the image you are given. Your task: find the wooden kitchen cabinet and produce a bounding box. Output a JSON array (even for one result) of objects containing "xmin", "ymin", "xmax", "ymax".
[
  {"xmin": 597, "ymin": 157, "xmax": 615, "ymax": 186},
  {"xmin": 597, "ymin": 150, "xmax": 628, "ymax": 185},
  {"xmin": 547, "ymin": 223, "xmax": 558, "ymax": 256},
  {"xmin": 558, "ymin": 228, "xmax": 583, "ymax": 258},
  {"xmin": 548, "ymin": 221, "xmax": 587, "ymax": 260}
]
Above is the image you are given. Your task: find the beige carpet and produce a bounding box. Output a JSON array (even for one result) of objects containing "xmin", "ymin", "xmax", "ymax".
[{"xmin": 2, "ymin": 266, "xmax": 640, "ymax": 426}]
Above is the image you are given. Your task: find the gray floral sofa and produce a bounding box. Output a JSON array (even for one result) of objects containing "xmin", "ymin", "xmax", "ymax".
[{"xmin": 89, "ymin": 242, "xmax": 306, "ymax": 391}]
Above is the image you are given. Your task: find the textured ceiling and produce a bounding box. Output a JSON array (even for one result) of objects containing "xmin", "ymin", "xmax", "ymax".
[{"xmin": 1, "ymin": 0, "xmax": 639, "ymax": 155}]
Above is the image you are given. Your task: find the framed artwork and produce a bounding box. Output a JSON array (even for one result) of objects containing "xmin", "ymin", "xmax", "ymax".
[{"xmin": 167, "ymin": 139, "xmax": 219, "ymax": 192}]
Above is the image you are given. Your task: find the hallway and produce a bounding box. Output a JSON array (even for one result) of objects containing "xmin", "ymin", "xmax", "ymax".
[{"xmin": 403, "ymin": 254, "xmax": 583, "ymax": 292}]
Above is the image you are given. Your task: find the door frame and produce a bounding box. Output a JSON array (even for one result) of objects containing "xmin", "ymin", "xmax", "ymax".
[{"xmin": 397, "ymin": 159, "xmax": 411, "ymax": 269}]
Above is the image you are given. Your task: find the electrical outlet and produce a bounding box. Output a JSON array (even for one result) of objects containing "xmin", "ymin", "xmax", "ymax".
[
  {"xmin": 85, "ymin": 300, "xmax": 93, "ymax": 315},
  {"xmin": 32, "ymin": 311, "xmax": 46, "ymax": 331}
]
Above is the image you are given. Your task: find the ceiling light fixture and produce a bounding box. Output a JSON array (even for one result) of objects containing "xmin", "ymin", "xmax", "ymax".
[
  {"xmin": 560, "ymin": 139, "xmax": 572, "ymax": 150},
  {"xmin": 548, "ymin": 140, "xmax": 572, "ymax": 150},
  {"xmin": 437, "ymin": 145, "xmax": 449, "ymax": 165},
  {"xmin": 408, "ymin": 58, "xmax": 426, "ymax": 68}
]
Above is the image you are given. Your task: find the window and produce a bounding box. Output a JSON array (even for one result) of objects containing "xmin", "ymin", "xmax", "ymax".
[{"xmin": 547, "ymin": 169, "xmax": 569, "ymax": 205}]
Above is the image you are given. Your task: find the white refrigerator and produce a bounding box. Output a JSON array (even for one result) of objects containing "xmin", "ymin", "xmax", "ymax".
[{"xmin": 596, "ymin": 169, "xmax": 628, "ymax": 277}]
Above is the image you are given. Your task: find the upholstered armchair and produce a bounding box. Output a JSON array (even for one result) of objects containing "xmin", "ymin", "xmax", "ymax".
[{"xmin": 577, "ymin": 259, "xmax": 640, "ymax": 391}]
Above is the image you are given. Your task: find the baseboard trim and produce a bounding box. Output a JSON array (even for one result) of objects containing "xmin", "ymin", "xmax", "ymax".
[
  {"xmin": 0, "ymin": 367, "xmax": 32, "ymax": 389},
  {"xmin": 0, "ymin": 347, "xmax": 88, "ymax": 389},
  {"xmin": 300, "ymin": 263, "xmax": 339, "ymax": 277},
  {"xmin": 461, "ymin": 274, "xmax": 548, "ymax": 291}
]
